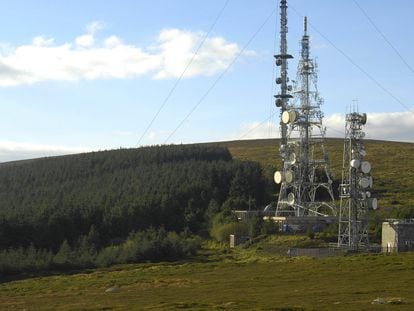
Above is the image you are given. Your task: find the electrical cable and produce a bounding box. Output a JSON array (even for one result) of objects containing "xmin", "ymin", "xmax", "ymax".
[
  {"xmin": 268, "ymin": 2, "xmax": 279, "ymax": 138},
  {"xmin": 289, "ymin": 4, "xmax": 413, "ymax": 114},
  {"xmin": 136, "ymin": 0, "xmax": 230, "ymax": 146},
  {"xmin": 238, "ymin": 111, "xmax": 278, "ymax": 140},
  {"xmin": 353, "ymin": 0, "xmax": 414, "ymax": 75},
  {"xmin": 164, "ymin": 7, "xmax": 277, "ymax": 144}
]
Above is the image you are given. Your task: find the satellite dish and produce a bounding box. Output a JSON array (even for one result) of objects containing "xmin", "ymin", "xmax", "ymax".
[
  {"xmin": 359, "ymin": 177, "xmax": 370, "ymax": 189},
  {"xmin": 275, "ymin": 57, "xmax": 282, "ymax": 66},
  {"xmin": 288, "ymin": 110, "xmax": 298, "ymax": 123},
  {"xmin": 287, "ymin": 192, "xmax": 295, "ymax": 205},
  {"xmin": 289, "ymin": 153, "xmax": 296, "ymax": 164},
  {"xmin": 361, "ymin": 161, "xmax": 371, "ymax": 174},
  {"xmin": 366, "ymin": 191, "xmax": 371, "ymax": 198},
  {"xmin": 360, "ymin": 149, "xmax": 367, "ymax": 156},
  {"xmin": 369, "ymin": 176, "xmax": 373, "ymax": 188},
  {"xmin": 359, "ymin": 191, "xmax": 367, "ymax": 200},
  {"xmin": 276, "ymin": 77, "xmax": 282, "ymax": 84},
  {"xmin": 285, "ymin": 170, "xmax": 294, "ymax": 183},
  {"xmin": 368, "ymin": 198, "xmax": 378, "ymax": 210},
  {"xmin": 282, "ymin": 111, "xmax": 290, "ymax": 124},
  {"xmin": 361, "ymin": 113, "xmax": 367, "ymax": 125},
  {"xmin": 274, "ymin": 171, "xmax": 282, "ymax": 184},
  {"xmin": 350, "ymin": 159, "xmax": 360, "ymax": 169},
  {"xmin": 275, "ymin": 99, "xmax": 283, "ymax": 107}
]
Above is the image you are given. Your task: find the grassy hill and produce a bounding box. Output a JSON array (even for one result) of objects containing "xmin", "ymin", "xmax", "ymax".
[
  {"xmin": 1, "ymin": 139, "xmax": 414, "ymax": 310},
  {"xmin": 1, "ymin": 246, "xmax": 413, "ymax": 310},
  {"xmin": 217, "ymin": 138, "xmax": 414, "ymax": 219}
]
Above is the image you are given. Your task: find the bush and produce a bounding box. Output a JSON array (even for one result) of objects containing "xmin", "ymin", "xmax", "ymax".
[
  {"xmin": 0, "ymin": 228, "xmax": 201, "ymax": 276},
  {"xmin": 210, "ymin": 222, "xmax": 248, "ymax": 243}
]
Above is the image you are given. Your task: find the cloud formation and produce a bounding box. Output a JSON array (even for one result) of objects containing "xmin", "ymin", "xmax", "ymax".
[
  {"xmin": 0, "ymin": 23, "xmax": 245, "ymax": 86},
  {"xmin": 0, "ymin": 140, "xmax": 90, "ymax": 163},
  {"xmin": 2, "ymin": 111, "xmax": 413, "ymax": 162},
  {"xmin": 235, "ymin": 111, "xmax": 414, "ymax": 142}
]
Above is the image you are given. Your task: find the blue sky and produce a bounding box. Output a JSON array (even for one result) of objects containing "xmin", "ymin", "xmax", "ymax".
[{"xmin": 0, "ymin": 0, "xmax": 413, "ymax": 161}]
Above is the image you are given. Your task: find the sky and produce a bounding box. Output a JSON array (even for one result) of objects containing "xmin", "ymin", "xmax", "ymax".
[{"xmin": 0, "ymin": 0, "xmax": 413, "ymax": 162}]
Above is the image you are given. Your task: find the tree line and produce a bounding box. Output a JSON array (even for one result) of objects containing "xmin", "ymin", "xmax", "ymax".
[{"xmin": 0, "ymin": 144, "xmax": 274, "ymax": 275}]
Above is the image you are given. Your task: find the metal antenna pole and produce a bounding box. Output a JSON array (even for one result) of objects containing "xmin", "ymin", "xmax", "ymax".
[
  {"xmin": 274, "ymin": 12, "xmax": 336, "ymax": 218},
  {"xmin": 338, "ymin": 112, "xmax": 377, "ymax": 250},
  {"xmin": 274, "ymin": 0, "xmax": 293, "ymax": 147}
]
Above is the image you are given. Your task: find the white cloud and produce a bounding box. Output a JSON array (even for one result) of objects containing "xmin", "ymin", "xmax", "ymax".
[
  {"xmin": 86, "ymin": 21, "xmax": 105, "ymax": 34},
  {"xmin": 104, "ymin": 35, "xmax": 122, "ymax": 48},
  {"xmin": 0, "ymin": 140, "xmax": 91, "ymax": 162},
  {"xmin": 0, "ymin": 25, "xmax": 249, "ymax": 86},
  {"xmin": 233, "ymin": 111, "xmax": 414, "ymax": 142},
  {"xmin": 229, "ymin": 121, "xmax": 280, "ymax": 141},
  {"xmin": 75, "ymin": 34, "xmax": 94, "ymax": 47},
  {"xmin": 324, "ymin": 113, "xmax": 345, "ymax": 137},
  {"xmin": 154, "ymin": 29, "xmax": 242, "ymax": 79},
  {"xmin": 325, "ymin": 111, "xmax": 414, "ymax": 142},
  {"xmin": 32, "ymin": 36, "xmax": 54, "ymax": 46},
  {"xmin": 147, "ymin": 130, "xmax": 172, "ymax": 142},
  {"xmin": 358, "ymin": 111, "xmax": 414, "ymax": 141}
]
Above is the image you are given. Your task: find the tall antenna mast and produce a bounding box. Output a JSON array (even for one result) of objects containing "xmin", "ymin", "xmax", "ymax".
[
  {"xmin": 274, "ymin": 11, "xmax": 336, "ymax": 217},
  {"xmin": 338, "ymin": 112, "xmax": 377, "ymax": 250},
  {"xmin": 274, "ymin": 0, "xmax": 293, "ymax": 147}
]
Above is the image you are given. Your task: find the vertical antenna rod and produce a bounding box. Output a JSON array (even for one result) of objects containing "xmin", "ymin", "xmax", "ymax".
[
  {"xmin": 274, "ymin": 0, "xmax": 293, "ymax": 148},
  {"xmin": 274, "ymin": 13, "xmax": 336, "ymax": 218}
]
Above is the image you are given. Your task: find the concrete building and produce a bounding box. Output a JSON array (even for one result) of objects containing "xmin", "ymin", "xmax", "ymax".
[{"xmin": 382, "ymin": 219, "xmax": 414, "ymax": 252}]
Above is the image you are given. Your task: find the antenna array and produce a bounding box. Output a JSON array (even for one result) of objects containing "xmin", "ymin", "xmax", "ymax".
[
  {"xmin": 274, "ymin": 2, "xmax": 336, "ymax": 217},
  {"xmin": 338, "ymin": 112, "xmax": 377, "ymax": 249}
]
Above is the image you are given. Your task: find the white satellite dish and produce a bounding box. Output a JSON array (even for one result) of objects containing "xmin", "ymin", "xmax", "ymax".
[
  {"xmin": 361, "ymin": 161, "xmax": 371, "ymax": 174},
  {"xmin": 360, "ymin": 149, "xmax": 367, "ymax": 157},
  {"xmin": 368, "ymin": 198, "xmax": 378, "ymax": 210},
  {"xmin": 287, "ymin": 192, "xmax": 295, "ymax": 205},
  {"xmin": 350, "ymin": 159, "xmax": 360, "ymax": 169},
  {"xmin": 369, "ymin": 176, "xmax": 373, "ymax": 188},
  {"xmin": 366, "ymin": 191, "xmax": 371, "ymax": 198},
  {"xmin": 361, "ymin": 113, "xmax": 367, "ymax": 125},
  {"xmin": 285, "ymin": 170, "xmax": 294, "ymax": 183},
  {"xmin": 282, "ymin": 111, "xmax": 290, "ymax": 124},
  {"xmin": 289, "ymin": 110, "xmax": 298, "ymax": 123},
  {"xmin": 274, "ymin": 171, "xmax": 282, "ymax": 184},
  {"xmin": 359, "ymin": 177, "xmax": 370, "ymax": 189},
  {"xmin": 289, "ymin": 153, "xmax": 296, "ymax": 164}
]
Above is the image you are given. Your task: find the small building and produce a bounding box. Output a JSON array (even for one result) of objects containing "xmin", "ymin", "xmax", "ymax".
[
  {"xmin": 382, "ymin": 219, "xmax": 414, "ymax": 253},
  {"xmin": 229, "ymin": 234, "xmax": 249, "ymax": 248}
]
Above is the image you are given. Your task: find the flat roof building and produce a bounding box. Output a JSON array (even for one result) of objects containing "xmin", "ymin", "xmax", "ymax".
[{"xmin": 382, "ymin": 219, "xmax": 414, "ymax": 253}]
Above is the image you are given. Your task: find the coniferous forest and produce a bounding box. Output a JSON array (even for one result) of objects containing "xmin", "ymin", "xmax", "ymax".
[{"xmin": 0, "ymin": 144, "xmax": 273, "ymax": 275}]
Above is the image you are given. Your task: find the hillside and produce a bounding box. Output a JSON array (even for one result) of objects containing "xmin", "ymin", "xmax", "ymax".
[
  {"xmin": 1, "ymin": 248, "xmax": 413, "ymax": 310},
  {"xmin": 217, "ymin": 138, "xmax": 414, "ymax": 219},
  {"xmin": 0, "ymin": 144, "xmax": 272, "ymax": 251},
  {"xmin": 1, "ymin": 138, "xmax": 413, "ymax": 251},
  {"xmin": 0, "ymin": 138, "xmax": 413, "ymax": 276},
  {"xmin": 1, "ymin": 139, "xmax": 414, "ymax": 309}
]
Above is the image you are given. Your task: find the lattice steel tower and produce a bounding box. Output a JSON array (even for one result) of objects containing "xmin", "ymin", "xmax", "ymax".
[
  {"xmin": 338, "ymin": 112, "xmax": 377, "ymax": 250},
  {"xmin": 274, "ymin": 8, "xmax": 336, "ymax": 217}
]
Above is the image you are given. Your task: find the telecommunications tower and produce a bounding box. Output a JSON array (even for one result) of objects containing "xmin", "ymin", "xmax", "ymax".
[
  {"xmin": 274, "ymin": 5, "xmax": 336, "ymax": 217},
  {"xmin": 338, "ymin": 111, "xmax": 377, "ymax": 250}
]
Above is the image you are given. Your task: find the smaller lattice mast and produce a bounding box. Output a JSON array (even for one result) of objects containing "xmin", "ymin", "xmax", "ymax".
[{"xmin": 338, "ymin": 112, "xmax": 378, "ymax": 250}]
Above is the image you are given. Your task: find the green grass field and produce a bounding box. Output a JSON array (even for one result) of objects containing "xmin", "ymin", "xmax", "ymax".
[{"xmin": 1, "ymin": 243, "xmax": 414, "ymax": 310}]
